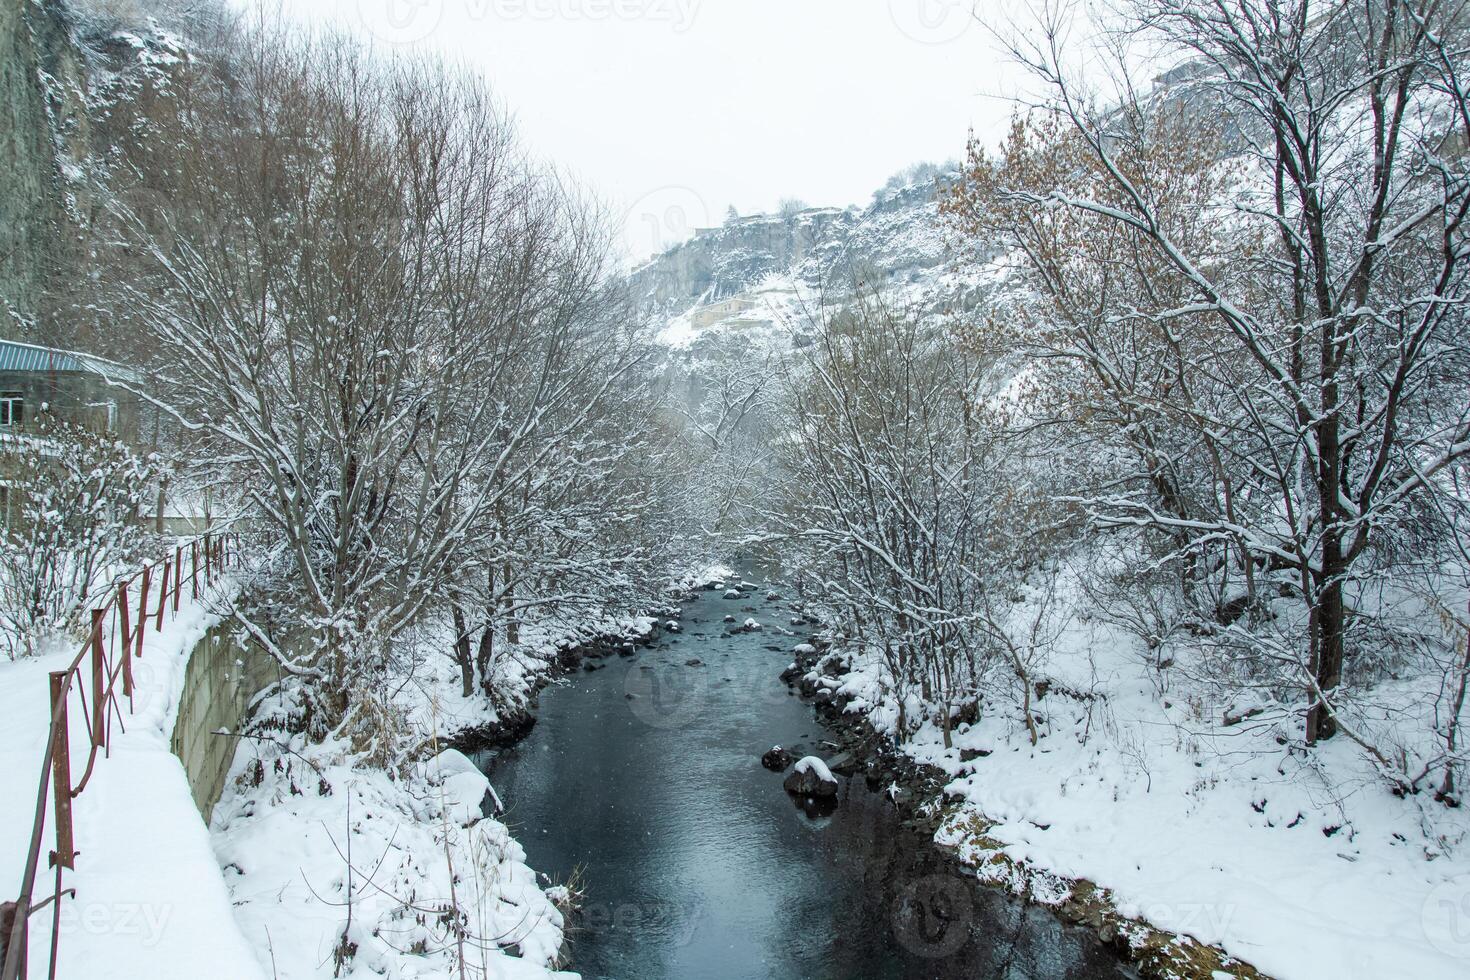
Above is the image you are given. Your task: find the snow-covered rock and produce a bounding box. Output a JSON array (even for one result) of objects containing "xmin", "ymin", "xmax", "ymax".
[
  {"xmin": 783, "ymin": 756, "xmax": 839, "ymax": 797},
  {"xmin": 424, "ymin": 749, "xmax": 492, "ymax": 827}
]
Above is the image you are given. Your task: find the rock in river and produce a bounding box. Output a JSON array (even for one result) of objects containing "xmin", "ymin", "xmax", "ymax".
[
  {"xmin": 761, "ymin": 746, "xmax": 794, "ymax": 772},
  {"xmin": 782, "ymin": 756, "xmax": 839, "ymax": 798}
]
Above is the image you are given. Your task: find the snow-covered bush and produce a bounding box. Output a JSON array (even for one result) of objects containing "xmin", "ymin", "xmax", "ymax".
[{"xmin": 0, "ymin": 417, "xmax": 156, "ymax": 658}]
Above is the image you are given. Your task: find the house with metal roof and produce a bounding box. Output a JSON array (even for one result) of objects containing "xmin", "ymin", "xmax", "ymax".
[{"xmin": 0, "ymin": 338, "xmax": 144, "ymax": 441}]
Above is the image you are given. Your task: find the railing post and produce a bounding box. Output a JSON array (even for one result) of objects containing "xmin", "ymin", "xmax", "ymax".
[
  {"xmin": 204, "ymin": 532, "xmax": 212, "ymax": 583},
  {"xmin": 90, "ymin": 610, "xmax": 105, "ymax": 752},
  {"xmin": 117, "ymin": 583, "xmax": 133, "ymax": 700},
  {"xmin": 156, "ymin": 559, "xmax": 170, "ymax": 630},
  {"xmin": 190, "ymin": 541, "xmax": 199, "ymax": 599},
  {"xmin": 48, "ymin": 672, "xmax": 75, "ymax": 871},
  {"xmin": 136, "ymin": 567, "xmax": 150, "ymax": 658},
  {"xmin": 1, "ymin": 897, "xmax": 28, "ymax": 980},
  {"xmin": 172, "ymin": 547, "xmax": 182, "ymax": 613}
]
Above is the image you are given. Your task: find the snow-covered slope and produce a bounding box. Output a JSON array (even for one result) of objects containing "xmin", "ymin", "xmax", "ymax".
[{"xmin": 629, "ymin": 174, "xmax": 977, "ymax": 352}]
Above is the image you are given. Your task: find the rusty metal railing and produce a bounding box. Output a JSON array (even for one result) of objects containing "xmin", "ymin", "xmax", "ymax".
[{"xmin": 1, "ymin": 531, "xmax": 240, "ymax": 980}]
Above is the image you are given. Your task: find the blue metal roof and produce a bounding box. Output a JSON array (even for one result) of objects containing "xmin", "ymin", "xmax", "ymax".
[{"xmin": 0, "ymin": 339, "xmax": 140, "ymax": 382}]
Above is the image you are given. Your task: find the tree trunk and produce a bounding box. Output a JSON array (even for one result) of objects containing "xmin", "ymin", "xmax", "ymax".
[
  {"xmin": 476, "ymin": 626, "xmax": 494, "ymax": 698},
  {"xmin": 503, "ymin": 563, "xmax": 519, "ymax": 645},
  {"xmin": 451, "ymin": 603, "xmax": 473, "ymax": 698},
  {"xmin": 1307, "ymin": 560, "xmax": 1347, "ymax": 743},
  {"xmin": 1308, "ymin": 312, "xmax": 1346, "ymax": 743},
  {"xmin": 478, "ymin": 565, "xmax": 495, "ymax": 697}
]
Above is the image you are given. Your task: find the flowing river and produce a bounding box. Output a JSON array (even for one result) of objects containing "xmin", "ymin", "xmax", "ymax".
[{"xmin": 476, "ymin": 582, "xmax": 1133, "ymax": 980}]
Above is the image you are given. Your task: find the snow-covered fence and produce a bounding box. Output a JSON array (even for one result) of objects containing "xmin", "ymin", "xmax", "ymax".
[{"xmin": 1, "ymin": 532, "xmax": 239, "ymax": 980}]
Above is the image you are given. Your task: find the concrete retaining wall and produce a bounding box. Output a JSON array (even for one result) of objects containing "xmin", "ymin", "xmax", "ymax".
[{"xmin": 170, "ymin": 624, "xmax": 278, "ymax": 824}]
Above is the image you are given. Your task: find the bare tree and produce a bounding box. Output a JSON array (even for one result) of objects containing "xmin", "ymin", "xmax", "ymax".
[
  {"xmin": 107, "ymin": 23, "xmax": 657, "ymax": 722},
  {"xmin": 767, "ymin": 287, "xmax": 1067, "ymax": 745},
  {"xmin": 947, "ymin": 0, "xmax": 1470, "ymax": 754}
]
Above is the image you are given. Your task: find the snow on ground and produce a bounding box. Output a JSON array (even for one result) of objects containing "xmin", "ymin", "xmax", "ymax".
[
  {"xmin": 364, "ymin": 604, "xmax": 663, "ymax": 745},
  {"xmin": 671, "ymin": 563, "xmax": 735, "ymax": 592},
  {"xmin": 209, "ymin": 602, "xmax": 667, "ymax": 980},
  {"xmin": 212, "ymin": 734, "xmax": 574, "ymax": 980},
  {"xmin": 656, "ymin": 308, "xmax": 696, "ymax": 348},
  {"xmin": 0, "ymin": 589, "xmax": 265, "ymax": 980},
  {"xmin": 812, "ymin": 585, "xmax": 1470, "ymax": 980}
]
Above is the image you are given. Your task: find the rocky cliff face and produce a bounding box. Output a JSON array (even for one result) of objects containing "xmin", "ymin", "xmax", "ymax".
[
  {"xmin": 628, "ymin": 173, "xmax": 990, "ymax": 352},
  {"xmin": 629, "ymin": 179, "xmax": 959, "ymax": 316},
  {"xmin": 0, "ymin": 0, "xmax": 187, "ymax": 341},
  {"xmin": 0, "ymin": 0, "xmax": 71, "ymax": 324}
]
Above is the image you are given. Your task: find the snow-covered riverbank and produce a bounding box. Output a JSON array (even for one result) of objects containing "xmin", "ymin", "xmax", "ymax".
[
  {"xmin": 793, "ymin": 600, "xmax": 1470, "ymax": 980},
  {"xmin": 208, "ymin": 607, "xmax": 664, "ymax": 980}
]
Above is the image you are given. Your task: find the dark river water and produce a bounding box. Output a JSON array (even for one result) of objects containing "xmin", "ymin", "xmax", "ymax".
[{"xmin": 477, "ymin": 583, "xmax": 1133, "ymax": 980}]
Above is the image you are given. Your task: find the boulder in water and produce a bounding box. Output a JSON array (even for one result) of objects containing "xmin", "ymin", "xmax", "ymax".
[
  {"xmin": 761, "ymin": 746, "xmax": 793, "ymax": 772},
  {"xmin": 783, "ymin": 756, "xmax": 839, "ymax": 798}
]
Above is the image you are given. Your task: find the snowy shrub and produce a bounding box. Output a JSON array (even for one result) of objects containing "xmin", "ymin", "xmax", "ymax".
[{"xmin": 0, "ymin": 418, "xmax": 157, "ymax": 658}]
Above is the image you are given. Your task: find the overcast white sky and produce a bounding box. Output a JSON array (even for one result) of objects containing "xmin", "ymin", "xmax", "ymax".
[{"xmin": 271, "ymin": 1, "xmax": 1042, "ymax": 262}]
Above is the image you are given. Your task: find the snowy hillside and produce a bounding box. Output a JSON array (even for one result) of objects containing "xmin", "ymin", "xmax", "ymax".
[{"xmin": 629, "ymin": 173, "xmax": 979, "ymax": 351}]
